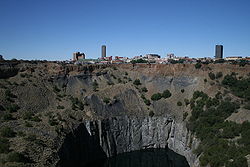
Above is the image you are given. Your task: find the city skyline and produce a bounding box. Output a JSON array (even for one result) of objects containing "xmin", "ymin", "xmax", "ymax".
[{"xmin": 0, "ymin": 0, "xmax": 250, "ymax": 60}]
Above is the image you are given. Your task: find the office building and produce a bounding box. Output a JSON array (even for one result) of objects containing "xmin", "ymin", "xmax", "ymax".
[
  {"xmin": 215, "ymin": 45, "xmax": 223, "ymax": 59},
  {"xmin": 102, "ymin": 45, "xmax": 106, "ymax": 58}
]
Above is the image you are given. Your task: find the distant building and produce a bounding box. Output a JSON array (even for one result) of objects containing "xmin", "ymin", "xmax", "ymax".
[
  {"xmin": 145, "ymin": 54, "xmax": 160, "ymax": 59},
  {"xmin": 215, "ymin": 45, "xmax": 223, "ymax": 59},
  {"xmin": 102, "ymin": 45, "xmax": 106, "ymax": 58},
  {"xmin": 167, "ymin": 53, "xmax": 175, "ymax": 59},
  {"xmin": 0, "ymin": 55, "xmax": 3, "ymax": 61},
  {"xmin": 73, "ymin": 52, "xmax": 85, "ymax": 61},
  {"xmin": 225, "ymin": 56, "xmax": 242, "ymax": 61}
]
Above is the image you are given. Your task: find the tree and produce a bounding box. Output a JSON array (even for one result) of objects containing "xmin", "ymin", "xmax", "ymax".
[
  {"xmin": 162, "ymin": 89, "xmax": 172, "ymax": 98},
  {"xmin": 133, "ymin": 79, "xmax": 141, "ymax": 86},
  {"xmin": 151, "ymin": 93, "xmax": 162, "ymax": 101},
  {"xmin": 195, "ymin": 63, "xmax": 202, "ymax": 69}
]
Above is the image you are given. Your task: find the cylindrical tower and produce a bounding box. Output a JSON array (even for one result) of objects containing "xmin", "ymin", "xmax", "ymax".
[{"xmin": 102, "ymin": 45, "xmax": 106, "ymax": 58}]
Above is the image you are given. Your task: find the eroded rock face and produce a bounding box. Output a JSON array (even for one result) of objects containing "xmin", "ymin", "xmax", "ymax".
[{"xmin": 58, "ymin": 116, "xmax": 199, "ymax": 167}]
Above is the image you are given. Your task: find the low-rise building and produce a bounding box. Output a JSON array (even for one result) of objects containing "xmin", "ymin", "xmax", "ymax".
[{"xmin": 73, "ymin": 52, "xmax": 85, "ymax": 61}]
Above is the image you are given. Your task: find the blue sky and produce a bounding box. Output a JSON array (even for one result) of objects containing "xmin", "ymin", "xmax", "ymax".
[{"xmin": 0, "ymin": 0, "xmax": 250, "ymax": 60}]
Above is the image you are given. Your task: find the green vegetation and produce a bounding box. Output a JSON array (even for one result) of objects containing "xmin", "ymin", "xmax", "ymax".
[
  {"xmin": 195, "ymin": 62, "xmax": 202, "ymax": 69},
  {"xmin": 187, "ymin": 90, "xmax": 249, "ymax": 167},
  {"xmin": 103, "ymin": 97, "xmax": 111, "ymax": 104},
  {"xmin": 151, "ymin": 93, "xmax": 162, "ymax": 101},
  {"xmin": 151, "ymin": 89, "xmax": 172, "ymax": 101},
  {"xmin": 6, "ymin": 104, "xmax": 19, "ymax": 113},
  {"xmin": 216, "ymin": 72, "xmax": 223, "ymax": 79},
  {"xmin": 0, "ymin": 137, "xmax": 10, "ymax": 153},
  {"xmin": 53, "ymin": 85, "xmax": 61, "ymax": 93},
  {"xmin": 0, "ymin": 127, "xmax": 16, "ymax": 138},
  {"xmin": 208, "ymin": 72, "xmax": 216, "ymax": 80},
  {"xmin": 131, "ymin": 59, "xmax": 148, "ymax": 64},
  {"xmin": 7, "ymin": 152, "xmax": 30, "ymax": 163},
  {"xmin": 149, "ymin": 111, "xmax": 154, "ymax": 117},
  {"xmin": 133, "ymin": 79, "xmax": 141, "ymax": 86},
  {"xmin": 183, "ymin": 112, "xmax": 188, "ymax": 121},
  {"xmin": 70, "ymin": 96, "xmax": 84, "ymax": 110},
  {"xmin": 177, "ymin": 101, "xmax": 182, "ymax": 106},
  {"xmin": 162, "ymin": 89, "xmax": 172, "ymax": 98},
  {"xmin": 92, "ymin": 80, "xmax": 99, "ymax": 91},
  {"xmin": 57, "ymin": 105, "xmax": 65, "ymax": 109},
  {"xmin": 222, "ymin": 73, "xmax": 250, "ymax": 100},
  {"xmin": 3, "ymin": 113, "xmax": 15, "ymax": 121},
  {"xmin": 141, "ymin": 87, "xmax": 148, "ymax": 92}
]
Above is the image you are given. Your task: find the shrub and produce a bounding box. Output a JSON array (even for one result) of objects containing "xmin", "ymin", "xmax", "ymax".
[
  {"xmin": 133, "ymin": 79, "xmax": 141, "ymax": 86},
  {"xmin": 25, "ymin": 121, "xmax": 33, "ymax": 127},
  {"xmin": 125, "ymin": 72, "xmax": 128, "ymax": 75},
  {"xmin": 23, "ymin": 111, "xmax": 34, "ymax": 120},
  {"xmin": 181, "ymin": 89, "xmax": 185, "ymax": 93},
  {"xmin": 162, "ymin": 89, "xmax": 172, "ymax": 98},
  {"xmin": 141, "ymin": 87, "xmax": 148, "ymax": 92},
  {"xmin": 216, "ymin": 72, "xmax": 223, "ymax": 79},
  {"xmin": 151, "ymin": 93, "xmax": 162, "ymax": 101},
  {"xmin": 103, "ymin": 97, "xmax": 111, "ymax": 104},
  {"xmin": 5, "ymin": 89, "xmax": 17, "ymax": 98},
  {"xmin": 6, "ymin": 104, "xmax": 20, "ymax": 113},
  {"xmin": 183, "ymin": 112, "xmax": 188, "ymax": 121},
  {"xmin": 92, "ymin": 80, "xmax": 99, "ymax": 91},
  {"xmin": 144, "ymin": 99, "xmax": 151, "ymax": 106},
  {"xmin": 0, "ymin": 137, "xmax": 10, "ymax": 153},
  {"xmin": 177, "ymin": 101, "xmax": 182, "ymax": 106},
  {"xmin": 0, "ymin": 127, "xmax": 16, "ymax": 138},
  {"xmin": 195, "ymin": 63, "xmax": 202, "ymax": 69},
  {"xmin": 107, "ymin": 81, "xmax": 114, "ymax": 85},
  {"xmin": 184, "ymin": 99, "xmax": 190, "ymax": 106},
  {"xmin": 208, "ymin": 72, "xmax": 216, "ymax": 80},
  {"xmin": 53, "ymin": 85, "xmax": 61, "ymax": 92},
  {"xmin": 3, "ymin": 113, "xmax": 15, "ymax": 121},
  {"xmin": 57, "ymin": 105, "xmax": 65, "ymax": 109},
  {"xmin": 7, "ymin": 152, "xmax": 30, "ymax": 163},
  {"xmin": 204, "ymin": 79, "xmax": 207, "ymax": 82},
  {"xmin": 149, "ymin": 111, "xmax": 154, "ymax": 117}
]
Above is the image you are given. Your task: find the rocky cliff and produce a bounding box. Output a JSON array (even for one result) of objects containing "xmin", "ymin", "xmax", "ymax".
[{"xmin": 1, "ymin": 61, "xmax": 249, "ymax": 167}]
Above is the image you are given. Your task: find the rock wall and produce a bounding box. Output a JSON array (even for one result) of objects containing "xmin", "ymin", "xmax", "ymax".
[{"xmin": 79, "ymin": 116, "xmax": 199, "ymax": 167}]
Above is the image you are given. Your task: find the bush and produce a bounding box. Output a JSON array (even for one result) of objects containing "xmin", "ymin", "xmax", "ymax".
[
  {"xmin": 133, "ymin": 79, "xmax": 141, "ymax": 86},
  {"xmin": 92, "ymin": 80, "xmax": 99, "ymax": 91},
  {"xmin": 177, "ymin": 101, "xmax": 182, "ymax": 106},
  {"xmin": 25, "ymin": 121, "xmax": 33, "ymax": 127},
  {"xmin": 53, "ymin": 85, "xmax": 61, "ymax": 92},
  {"xmin": 151, "ymin": 93, "xmax": 162, "ymax": 101},
  {"xmin": 23, "ymin": 111, "xmax": 34, "ymax": 120},
  {"xmin": 3, "ymin": 113, "xmax": 15, "ymax": 121},
  {"xmin": 183, "ymin": 112, "xmax": 188, "ymax": 121},
  {"xmin": 5, "ymin": 89, "xmax": 17, "ymax": 98},
  {"xmin": 144, "ymin": 99, "xmax": 151, "ymax": 106},
  {"xmin": 6, "ymin": 104, "xmax": 20, "ymax": 113},
  {"xmin": 57, "ymin": 105, "xmax": 65, "ymax": 109},
  {"xmin": 204, "ymin": 79, "xmax": 207, "ymax": 82},
  {"xmin": 0, "ymin": 127, "xmax": 16, "ymax": 138},
  {"xmin": 103, "ymin": 97, "xmax": 111, "ymax": 104},
  {"xmin": 216, "ymin": 72, "xmax": 223, "ymax": 79},
  {"xmin": 162, "ymin": 89, "xmax": 172, "ymax": 98},
  {"xmin": 7, "ymin": 152, "xmax": 30, "ymax": 163},
  {"xmin": 141, "ymin": 87, "xmax": 148, "ymax": 92},
  {"xmin": 0, "ymin": 137, "xmax": 10, "ymax": 153},
  {"xmin": 149, "ymin": 111, "xmax": 154, "ymax": 117},
  {"xmin": 181, "ymin": 89, "xmax": 185, "ymax": 93},
  {"xmin": 195, "ymin": 63, "xmax": 202, "ymax": 69},
  {"xmin": 131, "ymin": 59, "xmax": 148, "ymax": 64},
  {"xmin": 208, "ymin": 72, "xmax": 216, "ymax": 80}
]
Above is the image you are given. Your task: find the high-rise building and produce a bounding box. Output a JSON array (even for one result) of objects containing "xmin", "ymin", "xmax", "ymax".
[
  {"xmin": 102, "ymin": 45, "xmax": 106, "ymax": 58},
  {"xmin": 215, "ymin": 45, "xmax": 223, "ymax": 59}
]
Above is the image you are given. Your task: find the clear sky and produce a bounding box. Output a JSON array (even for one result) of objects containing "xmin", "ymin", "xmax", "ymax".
[{"xmin": 0, "ymin": 0, "xmax": 250, "ymax": 60}]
